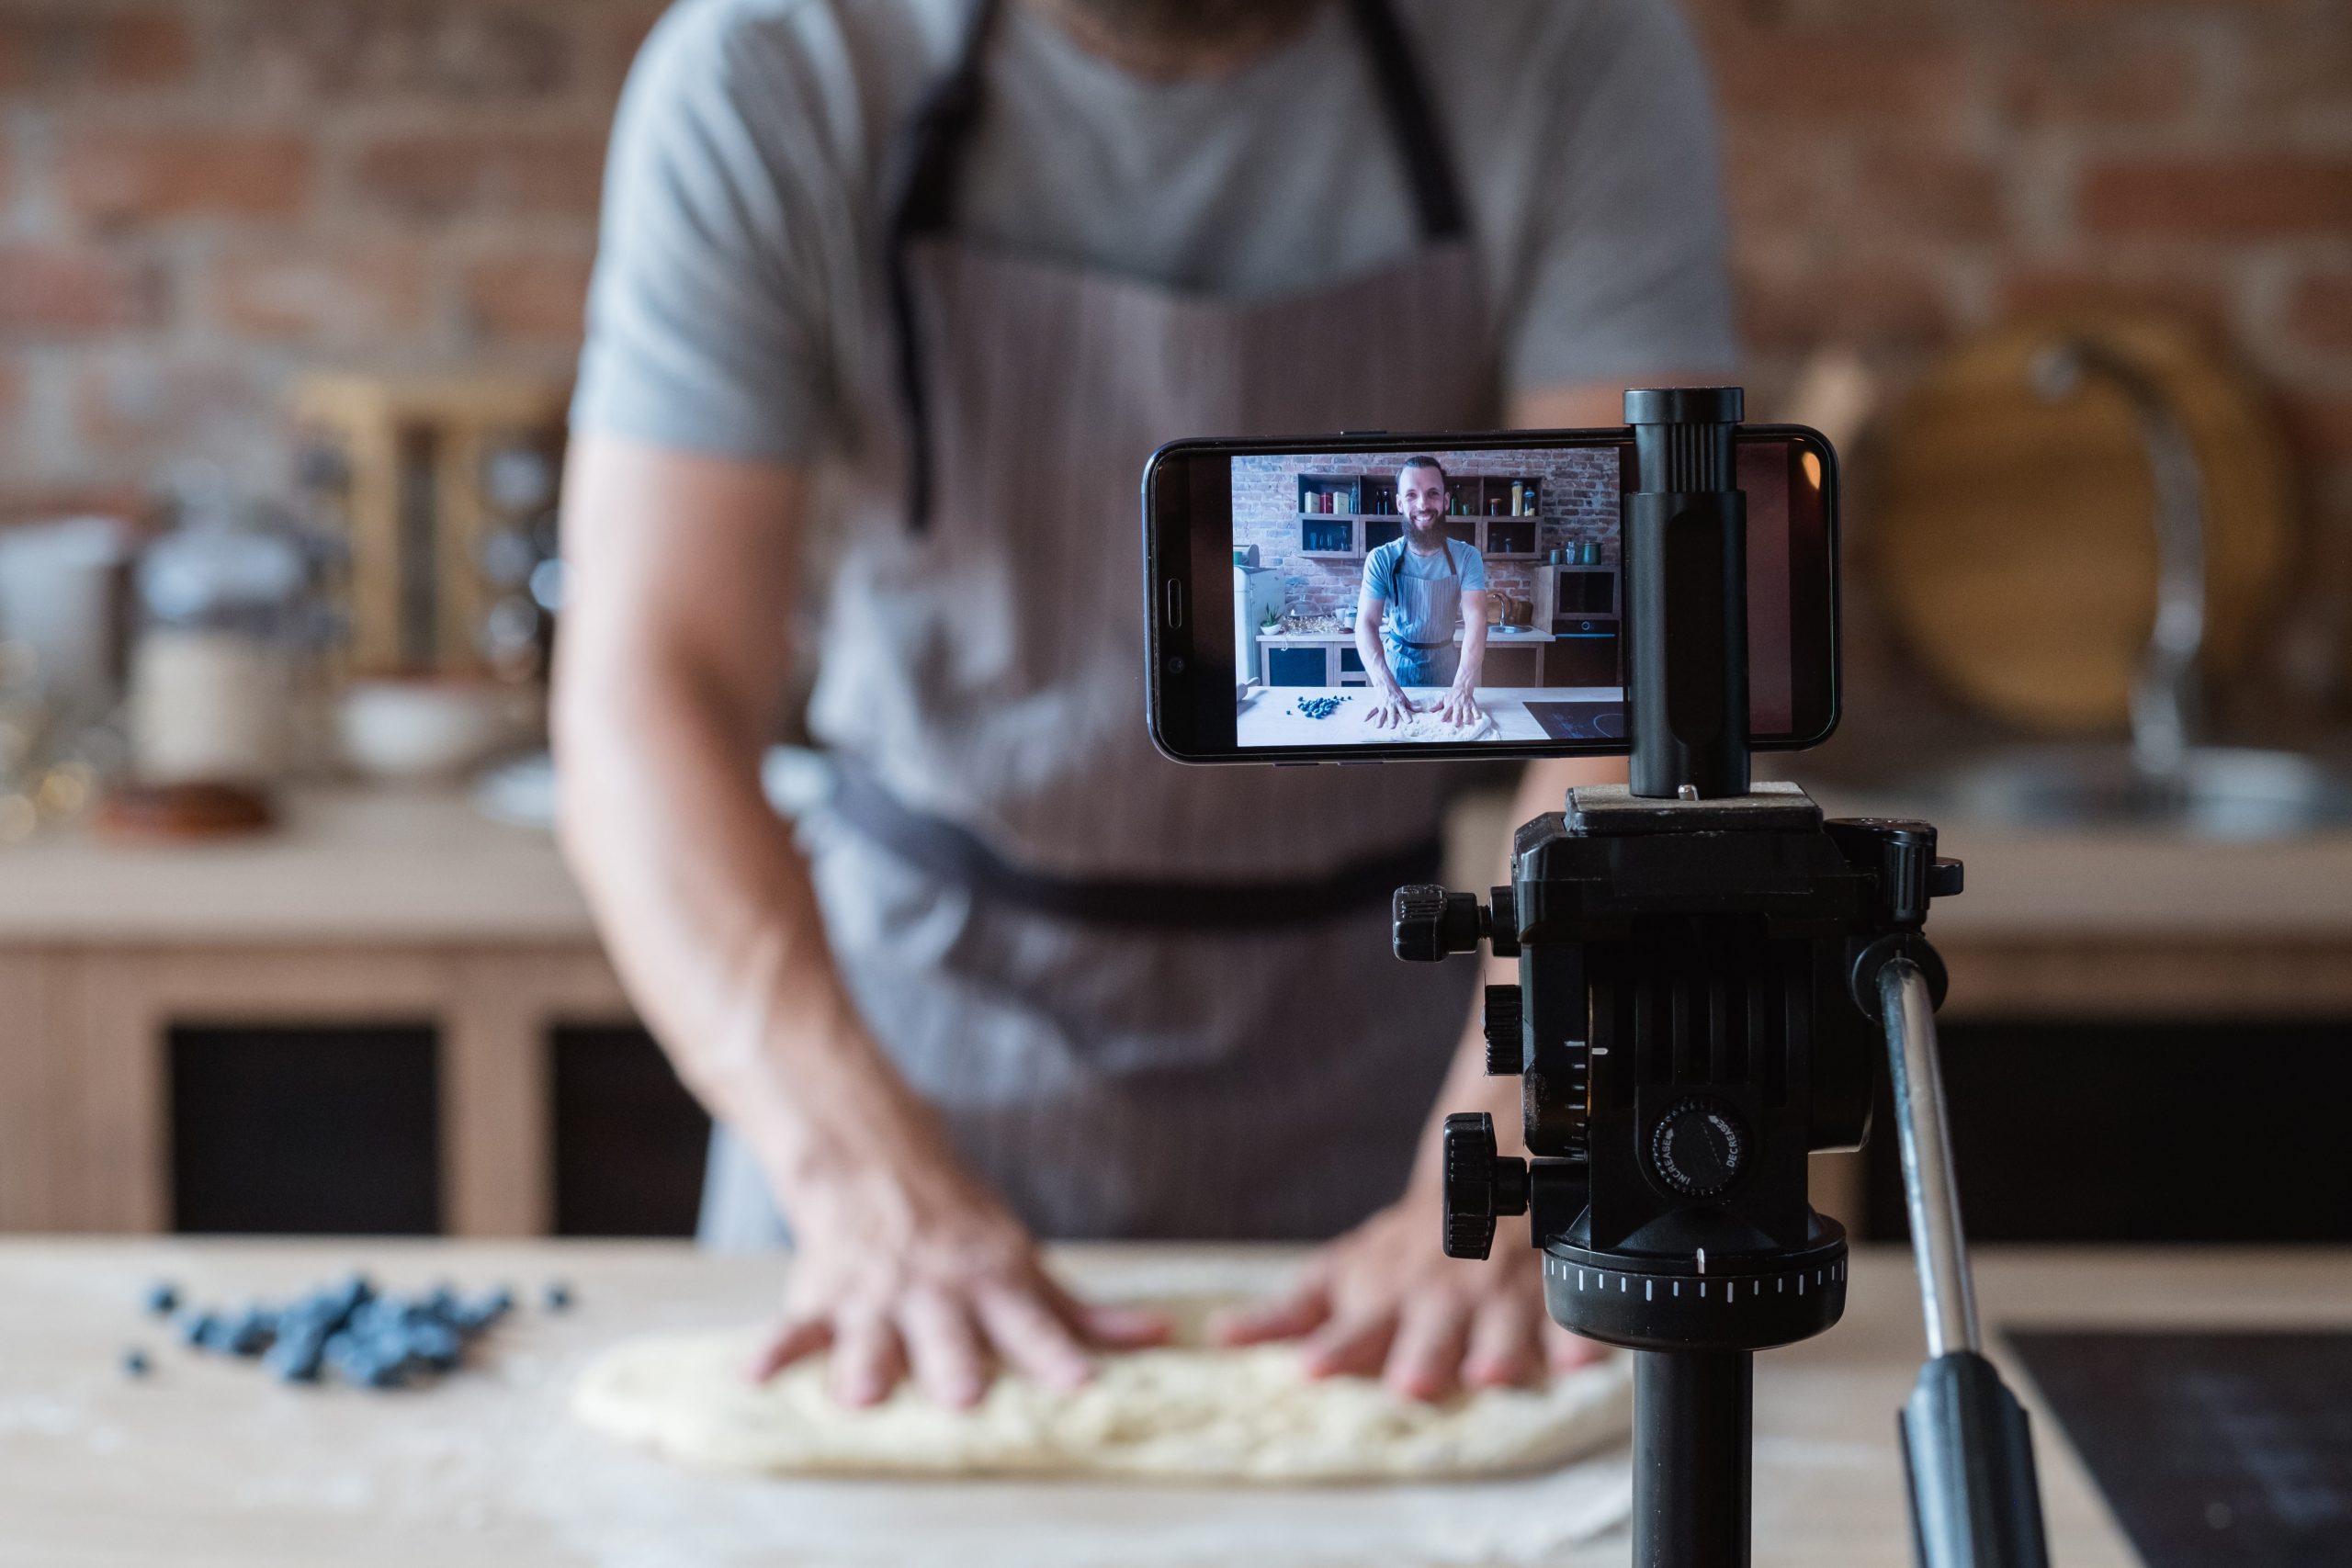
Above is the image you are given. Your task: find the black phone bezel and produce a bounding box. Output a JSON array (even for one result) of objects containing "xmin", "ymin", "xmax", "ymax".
[{"xmin": 1143, "ymin": 425, "xmax": 1842, "ymax": 765}]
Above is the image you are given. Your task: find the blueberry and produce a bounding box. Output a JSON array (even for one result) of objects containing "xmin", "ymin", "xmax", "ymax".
[
  {"xmin": 348, "ymin": 1298, "xmax": 401, "ymax": 1338},
  {"xmin": 469, "ymin": 1287, "xmax": 514, "ymax": 1327},
  {"xmin": 142, "ymin": 1281, "xmax": 179, "ymax": 1317},
  {"xmin": 264, "ymin": 1329, "xmax": 326, "ymax": 1384},
  {"xmin": 122, "ymin": 1348, "xmax": 152, "ymax": 1378},
  {"xmin": 542, "ymin": 1280, "xmax": 572, "ymax": 1313},
  {"xmin": 224, "ymin": 1309, "xmax": 276, "ymax": 1358},
  {"xmin": 175, "ymin": 1311, "xmax": 217, "ymax": 1349},
  {"xmin": 322, "ymin": 1331, "xmax": 378, "ymax": 1385}
]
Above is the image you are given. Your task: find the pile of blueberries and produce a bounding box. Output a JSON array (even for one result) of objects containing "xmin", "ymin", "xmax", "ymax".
[
  {"xmin": 133, "ymin": 1275, "xmax": 568, "ymax": 1389},
  {"xmin": 1295, "ymin": 694, "xmax": 1351, "ymax": 720}
]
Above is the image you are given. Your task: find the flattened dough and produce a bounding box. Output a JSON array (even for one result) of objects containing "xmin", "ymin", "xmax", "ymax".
[
  {"xmin": 572, "ymin": 1324, "xmax": 1631, "ymax": 1484},
  {"xmin": 1389, "ymin": 707, "xmax": 1498, "ymax": 743}
]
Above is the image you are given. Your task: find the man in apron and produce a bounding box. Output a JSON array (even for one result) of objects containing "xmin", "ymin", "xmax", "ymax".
[
  {"xmin": 558, "ymin": 0, "xmax": 1736, "ymax": 1409},
  {"xmin": 1360, "ymin": 455, "xmax": 1490, "ymax": 730}
]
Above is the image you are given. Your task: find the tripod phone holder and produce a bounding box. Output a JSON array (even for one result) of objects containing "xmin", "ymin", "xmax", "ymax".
[{"xmin": 1394, "ymin": 389, "xmax": 2050, "ymax": 1568}]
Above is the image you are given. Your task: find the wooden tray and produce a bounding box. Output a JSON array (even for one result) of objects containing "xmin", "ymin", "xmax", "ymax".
[{"xmin": 1870, "ymin": 313, "xmax": 2297, "ymax": 732}]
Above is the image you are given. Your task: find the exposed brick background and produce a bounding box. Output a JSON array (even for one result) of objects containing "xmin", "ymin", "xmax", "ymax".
[
  {"xmin": 0, "ymin": 0, "xmax": 660, "ymax": 521},
  {"xmin": 0, "ymin": 0, "xmax": 2346, "ymax": 704}
]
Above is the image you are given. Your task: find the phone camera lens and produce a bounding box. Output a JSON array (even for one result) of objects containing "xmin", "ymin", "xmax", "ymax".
[{"xmin": 1168, "ymin": 656, "xmax": 1186, "ymax": 674}]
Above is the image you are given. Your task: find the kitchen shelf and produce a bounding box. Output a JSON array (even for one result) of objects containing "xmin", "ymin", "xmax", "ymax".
[{"xmin": 1292, "ymin": 470, "xmax": 1549, "ymax": 560}]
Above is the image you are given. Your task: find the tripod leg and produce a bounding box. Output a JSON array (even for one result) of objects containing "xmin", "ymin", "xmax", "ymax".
[
  {"xmin": 1880, "ymin": 958, "xmax": 2051, "ymax": 1568},
  {"xmin": 1634, "ymin": 1348, "xmax": 1752, "ymax": 1568}
]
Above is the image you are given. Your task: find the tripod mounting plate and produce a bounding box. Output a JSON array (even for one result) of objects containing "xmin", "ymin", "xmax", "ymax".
[
  {"xmin": 1544, "ymin": 1219, "xmax": 1848, "ymax": 1353},
  {"xmin": 1563, "ymin": 781, "xmax": 1820, "ymax": 836}
]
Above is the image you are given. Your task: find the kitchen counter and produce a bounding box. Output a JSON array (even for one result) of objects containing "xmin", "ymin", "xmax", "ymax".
[
  {"xmin": 1237, "ymin": 685, "xmax": 1618, "ymax": 748},
  {"xmin": 3, "ymin": 782, "xmax": 2348, "ymax": 1239},
  {"xmin": 0, "ymin": 786, "xmax": 622, "ymax": 1237},
  {"xmin": 6, "ymin": 1236, "xmax": 2307, "ymax": 1567},
  {"xmin": 0, "ymin": 786, "xmax": 594, "ymax": 943}
]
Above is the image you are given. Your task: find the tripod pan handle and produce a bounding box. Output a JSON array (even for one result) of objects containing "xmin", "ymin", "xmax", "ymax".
[{"xmin": 1899, "ymin": 1351, "xmax": 2051, "ymax": 1568}]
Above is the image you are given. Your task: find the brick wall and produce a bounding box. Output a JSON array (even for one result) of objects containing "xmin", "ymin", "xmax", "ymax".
[
  {"xmin": 1233, "ymin": 448, "xmax": 1618, "ymax": 618},
  {"xmin": 3, "ymin": 0, "xmax": 2347, "ymax": 618},
  {"xmin": 0, "ymin": 1, "xmax": 656, "ymax": 521}
]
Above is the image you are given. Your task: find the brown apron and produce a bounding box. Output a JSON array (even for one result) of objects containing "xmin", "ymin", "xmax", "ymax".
[{"xmin": 701, "ymin": 0, "xmax": 1502, "ymax": 1247}]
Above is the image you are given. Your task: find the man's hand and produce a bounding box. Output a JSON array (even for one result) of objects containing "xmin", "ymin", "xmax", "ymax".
[
  {"xmin": 1368, "ymin": 686, "xmax": 1419, "ymax": 728},
  {"xmin": 1209, "ymin": 1192, "xmax": 1601, "ymax": 1401},
  {"xmin": 751, "ymin": 1157, "xmax": 1168, "ymax": 1408},
  {"xmin": 1435, "ymin": 683, "xmax": 1483, "ymax": 728}
]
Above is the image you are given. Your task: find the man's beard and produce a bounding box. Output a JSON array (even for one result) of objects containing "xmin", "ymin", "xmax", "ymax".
[{"xmin": 1040, "ymin": 0, "xmax": 1328, "ymax": 53}]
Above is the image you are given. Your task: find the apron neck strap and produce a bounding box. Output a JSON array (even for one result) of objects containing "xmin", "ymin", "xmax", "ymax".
[
  {"xmin": 888, "ymin": 0, "xmax": 1469, "ymax": 530},
  {"xmin": 894, "ymin": 0, "xmax": 1465, "ymax": 243},
  {"xmin": 1343, "ymin": 0, "xmax": 1467, "ymax": 242}
]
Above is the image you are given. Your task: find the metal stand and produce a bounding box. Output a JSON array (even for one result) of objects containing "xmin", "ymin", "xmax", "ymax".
[
  {"xmin": 1395, "ymin": 386, "xmax": 2052, "ymax": 1567},
  {"xmin": 1879, "ymin": 960, "xmax": 2051, "ymax": 1568},
  {"xmin": 1635, "ymin": 1350, "xmax": 1753, "ymax": 1567}
]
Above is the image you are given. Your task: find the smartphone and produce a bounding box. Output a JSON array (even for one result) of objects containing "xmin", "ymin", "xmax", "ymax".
[{"xmin": 1144, "ymin": 426, "xmax": 1838, "ymax": 762}]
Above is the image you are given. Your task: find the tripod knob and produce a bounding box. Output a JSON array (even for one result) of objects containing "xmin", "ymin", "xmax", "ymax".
[
  {"xmin": 1440, "ymin": 1111, "xmax": 1529, "ymax": 1260},
  {"xmin": 1393, "ymin": 886, "xmax": 1483, "ymax": 963},
  {"xmin": 1649, "ymin": 1097, "xmax": 1749, "ymax": 1199},
  {"xmin": 1482, "ymin": 986, "xmax": 1523, "ymax": 1075}
]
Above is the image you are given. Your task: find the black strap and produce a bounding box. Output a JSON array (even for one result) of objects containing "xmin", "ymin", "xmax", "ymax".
[
  {"xmin": 887, "ymin": 0, "xmax": 1003, "ymax": 534},
  {"xmin": 827, "ymin": 759, "xmax": 1442, "ymax": 931},
  {"xmin": 1345, "ymin": 0, "xmax": 1468, "ymax": 242},
  {"xmin": 886, "ymin": 0, "xmax": 1469, "ymax": 531}
]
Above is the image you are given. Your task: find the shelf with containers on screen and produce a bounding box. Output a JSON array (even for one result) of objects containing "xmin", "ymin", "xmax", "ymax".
[{"xmin": 1295, "ymin": 471, "xmax": 1549, "ymax": 559}]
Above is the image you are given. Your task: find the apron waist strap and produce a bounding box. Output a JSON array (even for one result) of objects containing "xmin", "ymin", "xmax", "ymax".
[
  {"xmin": 1396, "ymin": 637, "xmax": 1454, "ymax": 649},
  {"xmin": 825, "ymin": 760, "xmax": 1441, "ymax": 931}
]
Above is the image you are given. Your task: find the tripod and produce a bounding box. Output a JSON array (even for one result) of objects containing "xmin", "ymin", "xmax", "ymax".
[{"xmin": 1393, "ymin": 389, "xmax": 2049, "ymax": 1567}]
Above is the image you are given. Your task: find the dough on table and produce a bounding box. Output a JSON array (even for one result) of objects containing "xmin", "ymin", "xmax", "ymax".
[
  {"xmin": 1388, "ymin": 706, "xmax": 1498, "ymax": 743},
  {"xmin": 571, "ymin": 1317, "xmax": 1631, "ymax": 1484}
]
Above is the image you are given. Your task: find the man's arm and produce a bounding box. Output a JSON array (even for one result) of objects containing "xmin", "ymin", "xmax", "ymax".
[
  {"xmin": 1355, "ymin": 588, "xmax": 1415, "ymax": 728},
  {"xmin": 554, "ymin": 434, "xmax": 1162, "ymax": 1407}
]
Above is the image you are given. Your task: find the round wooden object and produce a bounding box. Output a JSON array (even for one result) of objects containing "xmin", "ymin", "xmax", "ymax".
[{"xmin": 1871, "ymin": 314, "xmax": 2297, "ymax": 732}]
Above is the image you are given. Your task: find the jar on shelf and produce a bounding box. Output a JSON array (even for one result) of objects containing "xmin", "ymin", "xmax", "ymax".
[{"xmin": 128, "ymin": 480, "xmax": 327, "ymax": 787}]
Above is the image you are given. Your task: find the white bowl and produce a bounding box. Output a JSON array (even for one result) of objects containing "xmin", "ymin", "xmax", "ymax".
[{"xmin": 340, "ymin": 677, "xmax": 535, "ymax": 782}]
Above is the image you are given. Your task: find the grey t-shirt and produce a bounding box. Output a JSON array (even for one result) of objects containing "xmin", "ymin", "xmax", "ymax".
[{"xmin": 571, "ymin": 0, "xmax": 1737, "ymax": 464}]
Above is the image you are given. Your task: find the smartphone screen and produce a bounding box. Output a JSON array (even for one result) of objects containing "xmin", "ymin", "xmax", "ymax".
[{"xmin": 1144, "ymin": 427, "xmax": 1838, "ymax": 762}]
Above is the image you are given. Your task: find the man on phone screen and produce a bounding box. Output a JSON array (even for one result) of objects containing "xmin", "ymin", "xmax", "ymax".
[{"xmin": 1359, "ymin": 457, "xmax": 1489, "ymax": 728}]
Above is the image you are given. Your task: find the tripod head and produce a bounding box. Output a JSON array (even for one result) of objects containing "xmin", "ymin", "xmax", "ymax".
[{"xmin": 1391, "ymin": 389, "xmax": 2043, "ymax": 1568}]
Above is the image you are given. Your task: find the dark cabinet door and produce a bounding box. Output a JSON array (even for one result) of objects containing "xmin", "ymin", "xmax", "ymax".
[
  {"xmin": 1549, "ymin": 625, "xmax": 1620, "ymax": 686},
  {"xmin": 1267, "ymin": 647, "xmax": 1328, "ymax": 686}
]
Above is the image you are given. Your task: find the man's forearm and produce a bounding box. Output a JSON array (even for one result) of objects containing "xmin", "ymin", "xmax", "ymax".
[
  {"xmin": 1455, "ymin": 619, "xmax": 1490, "ymax": 691},
  {"xmin": 1356, "ymin": 616, "xmax": 1406, "ymax": 699},
  {"xmin": 555, "ymin": 676, "xmax": 938, "ymax": 1212}
]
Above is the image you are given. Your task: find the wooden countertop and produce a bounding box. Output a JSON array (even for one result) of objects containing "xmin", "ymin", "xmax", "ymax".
[
  {"xmin": 10, "ymin": 1239, "xmax": 2339, "ymax": 1566},
  {"xmin": 0, "ymin": 787, "xmax": 596, "ymax": 943},
  {"xmin": 0, "ymin": 774, "xmax": 2342, "ymax": 952},
  {"xmin": 1804, "ymin": 784, "xmax": 2352, "ymax": 942}
]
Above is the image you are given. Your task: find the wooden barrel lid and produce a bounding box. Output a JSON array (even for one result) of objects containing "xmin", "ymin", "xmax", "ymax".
[{"xmin": 1871, "ymin": 313, "xmax": 2297, "ymax": 732}]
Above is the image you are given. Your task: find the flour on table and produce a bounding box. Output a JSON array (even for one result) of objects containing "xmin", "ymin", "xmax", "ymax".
[
  {"xmin": 1386, "ymin": 708, "xmax": 1498, "ymax": 743},
  {"xmin": 571, "ymin": 1323, "xmax": 1630, "ymax": 1484}
]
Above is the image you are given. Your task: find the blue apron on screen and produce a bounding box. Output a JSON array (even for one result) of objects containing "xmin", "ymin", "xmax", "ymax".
[{"xmin": 1377, "ymin": 536, "xmax": 1472, "ymax": 689}]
